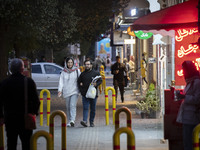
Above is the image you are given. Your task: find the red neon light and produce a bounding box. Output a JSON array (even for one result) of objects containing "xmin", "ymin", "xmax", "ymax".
[
  {"xmin": 177, "ymin": 44, "xmax": 199, "ymax": 58},
  {"xmin": 175, "ymin": 28, "xmax": 200, "ymax": 85},
  {"xmin": 175, "ymin": 28, "xmax": 198, "ymax": 42}
]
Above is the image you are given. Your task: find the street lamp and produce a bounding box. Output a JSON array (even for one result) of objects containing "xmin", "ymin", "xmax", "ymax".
[{"xmin": 131, "ymin": 8, "xmax": 137, "ymax": 16}]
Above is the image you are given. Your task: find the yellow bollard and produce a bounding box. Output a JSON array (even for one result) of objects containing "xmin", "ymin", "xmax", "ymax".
[
  {"xmin": 193, "ymin": 124, "xmax": 200, "ymax": 150},
  {"xmin": 113, "ymin": 127, "xmax": 135, "ymax": 150},
  {"xmin": 79, "ymin": 66, "xmax": 84, "ymax": 72},
  {"xmin": 100, "ymin": 65, "xmax": 104, "ymax": 72},
  {"xmin": 30, "ymin": 130, "xmax": 53, "ymax": 150},
  {"xmin": 115, "ymin": 107, "xmax": 132, "ymax": 130},
  {"xmin": 49, "ymin": 110, "xmax": 67, "ymax": 150},
  {"xmin": 0, "ymin": 123, "xmax": 4, "ymax": 150},
  {"xmin": 105, "ymin": 87, "xmax": 116, "ymax": 125},
  {"xmin": 40, "ymin": 89, "xmax": 51, "ymax": 126},
  {"xmin": 100, "ymin": 72, "xmax": 106, "ymax": 93}
]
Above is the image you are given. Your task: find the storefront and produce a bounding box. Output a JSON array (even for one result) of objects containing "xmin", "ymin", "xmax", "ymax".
[{"xmin": 131, "ymin": 0, "xmax": 199, "ymax": 149}]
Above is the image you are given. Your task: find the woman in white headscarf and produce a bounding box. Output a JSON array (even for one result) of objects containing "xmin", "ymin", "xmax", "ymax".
[{"xmin": 58, "ymin": 57, "xmax": 81, "ymax": 127}]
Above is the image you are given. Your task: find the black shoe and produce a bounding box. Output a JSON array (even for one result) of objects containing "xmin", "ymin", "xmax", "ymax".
[
  {"xmin": 90, "ymin": 122, "xmax": 94, "ymax": 127},
  {"xmin": 80, "ymin": 121, "xmax": 87, "ymax": 127}
]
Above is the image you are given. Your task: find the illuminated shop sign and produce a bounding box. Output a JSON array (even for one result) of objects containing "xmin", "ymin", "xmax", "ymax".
[
  {"xmin": 175, "ymin": 28, "xmax": 200, "ymax": 85},
  {"xmin": 134, "ymin": 31, "xmax": 153, "ymax": 39}
]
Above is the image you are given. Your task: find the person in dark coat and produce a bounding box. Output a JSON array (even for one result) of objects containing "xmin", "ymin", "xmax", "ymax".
[
  {"xmin": 77, "ymin": 60, "xmax": 102, "ymax": 127},
  {"xmin": 111, "ymin": 56, "xmax": 129, "ymax": 103},
  {"xmin": 176, "ymin": 61, "xmax": 200, "ymax": 150},
  {"xmin": 0, "ymin": 58, "xmax": 40, "ymax": 150}
]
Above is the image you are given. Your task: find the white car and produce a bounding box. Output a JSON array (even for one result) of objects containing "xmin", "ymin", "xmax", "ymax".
[{"xmin": 31, "ymin": 62, "xmax": 63, "ymax": 89}]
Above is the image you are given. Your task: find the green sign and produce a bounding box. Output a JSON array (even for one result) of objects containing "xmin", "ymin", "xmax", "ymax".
[{"xmin": 134, "ymin": 31, "xmax": 153, "ymax": 39}]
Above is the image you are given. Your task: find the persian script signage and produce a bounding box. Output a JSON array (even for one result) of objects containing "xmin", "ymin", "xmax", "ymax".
[{"xmin": 175, "ymin": 28, "xmax": 200, "ymax": 85}]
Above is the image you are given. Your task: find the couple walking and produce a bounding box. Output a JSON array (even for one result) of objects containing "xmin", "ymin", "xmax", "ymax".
[{"xmin": 58, "ymin": 58, "xmax": 102, "ymax": 127}]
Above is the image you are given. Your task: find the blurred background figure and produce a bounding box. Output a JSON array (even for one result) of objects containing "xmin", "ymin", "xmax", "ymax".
[
  {"xmin": 123, "ymin": 58, "xmax": 129, "ymax": 87},
  {"xmin": 111, "ymin": 56, "xmax": 129, "ymax": 103},
  {"xmin": 106, "ymin": 56, "xmax": 111, "ymax": 74},
  {"xmin": 129, "ymin": 55, "xmax": 135, "ymax": 86},
  {"xmin": 94, "ymin": 56, "xmax": 103, "ymax": 71}
]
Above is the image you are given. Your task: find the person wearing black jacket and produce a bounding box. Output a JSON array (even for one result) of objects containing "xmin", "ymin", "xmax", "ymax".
[
  {"xmin": 111, "ymin": 56, "xmax": 129, "ymax": 103},
  {"xmin": 77, "ymin": 60, "xmax": 102, "ymax": 127},
  {"xmin": 0, "ymin": 58, "xmax": 40, "ymax": 150}
]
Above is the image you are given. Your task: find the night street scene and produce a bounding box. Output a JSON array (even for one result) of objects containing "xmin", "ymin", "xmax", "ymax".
[{"xmin": 0, "ymin": 0, "xmax": 199, "ymax": 150}]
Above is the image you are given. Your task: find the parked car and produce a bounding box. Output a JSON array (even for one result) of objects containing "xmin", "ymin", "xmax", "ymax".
[{"xmin": 31, "ymin": 62, "xmax": 63, "ymax": 89}]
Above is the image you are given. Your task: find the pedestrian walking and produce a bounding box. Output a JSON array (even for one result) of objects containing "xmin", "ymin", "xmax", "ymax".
[
  {"xmin": 58, "ymin": 57, "xmax": 81, "ymax": 127},
  {"xmin": 77, "ymin": 60, "xmax": 102, "ymax": 127},
  {"xmin": 111, "ymin": 56, "xmax": 129, "ymax": 103},
  {"xmin": 129, "ymin": 55, "xmax": 136, "ymax": 85},
  {"xmin": 106, "ymin": 56, "xmax": 111, "ymax": 74},
  {"xmin": 176, "ymin": 61, "xmax": 200, "ymax": 150},
  {"xmin": 94, "ymin": 56, "xmax": 103, "ymax": 71},
  {"xmin": 0, "ymin": 58, "xmax": 40, "ymax": 150},
  {"xmin": 123, "ymin": 58, "xmax": 129, "ymax": 87}
]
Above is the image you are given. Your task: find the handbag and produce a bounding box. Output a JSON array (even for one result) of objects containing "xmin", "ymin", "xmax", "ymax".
[
  {"xmin": 86, "ymin": 84, "xmax": 96, "ymax": 99},
  {"xmin": 24, "ymin": 77, "xmax": 36, "ymax": 130},
  {"xmin": 85, "ymin": 75, "xmax": 102, "ymax": 99}
]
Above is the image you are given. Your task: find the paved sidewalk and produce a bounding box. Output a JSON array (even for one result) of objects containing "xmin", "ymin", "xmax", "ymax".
[{"xmin": 3, "ymin": 74, "xmax": 169, "ymax": 150}]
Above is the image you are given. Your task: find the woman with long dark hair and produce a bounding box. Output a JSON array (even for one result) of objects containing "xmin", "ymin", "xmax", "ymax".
[{"xmin": 58, "ymin": 57, "xmax": 81, "ymax": 127}]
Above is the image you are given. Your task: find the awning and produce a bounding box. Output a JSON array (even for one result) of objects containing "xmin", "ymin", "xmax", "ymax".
[{"xmin": 130, "ymin": 0, "xmax": 198, "ymax": 31}]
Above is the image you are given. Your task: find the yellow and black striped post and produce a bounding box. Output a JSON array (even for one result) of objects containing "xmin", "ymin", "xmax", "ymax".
[
  {"xmin": 105, "ymin": 87, "xmax": 116, "ymax": 125},
  {"xmin": 193, "ymin": 124, "xmax": 200, "ymax": 150},
  {"xmin": 40, "ymin": 89, "xmax": 51, "ymax": 126},
  {"xmin": 30, "ymin": 130, "xmax": 53, "ymax": 150},
  {"xmin": 49, "ymin": 110, "xmax": 67, "ymax": 150},
  {"xmin": 113, "ymin": 127, "xmax": 135, "ymax": 150},
  {"xmin": 115, "ymin": 107, "xmax": 132, "ymax": 130}
]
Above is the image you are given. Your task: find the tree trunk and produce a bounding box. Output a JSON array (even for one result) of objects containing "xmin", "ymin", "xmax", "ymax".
[{"xmin": 0, "ymin": 25, "xmax": 9, "ymax": 81}]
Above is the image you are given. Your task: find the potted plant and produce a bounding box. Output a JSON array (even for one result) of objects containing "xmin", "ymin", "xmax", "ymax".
[{"xmin": 136, "ymin": 83, "xmax": 160, "ymax": 118}]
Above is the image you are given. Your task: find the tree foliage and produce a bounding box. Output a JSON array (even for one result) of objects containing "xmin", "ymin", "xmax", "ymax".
[
  {"xmin": 0, "ymin": 0, "xmax": 78, "ymax": 80},
  {"xmin": 70, "ymin": 0, "xmax": 130, "ymax": 55}
]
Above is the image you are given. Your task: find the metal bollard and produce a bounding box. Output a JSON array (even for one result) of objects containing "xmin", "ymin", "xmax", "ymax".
[
  {"xmin": 0, "ymin": 123, "xmax": 4, "ymax": 150},
  {"xmin": 100, "ymin": 72, "xmax": 106, "ymax": 93},
  {"xmin": 40, "ymin": 89, "xmax": 51, "ymax": 126},
  {"xmin": 105, "ymin": 87, "xmax": 116, "ymax": 125},
  {"xmin": 79, "ymin": 66, "xmax": 84, "ymax": 72},
  {"xmin": 115, "ymin": 107, "xmax": 132, "ymax": 130},
  {"xmin": 30, "ymin": 130, "xmax": 53, "ymax": 150},
  {"xmin": 113, "ymin": 127, "xmax": 135, "ymax": 150},
  {"xmin": 100, "ymin": 65, "xmax": 104, "ymax": 72},
  {"xmin": 49, "ymin": 110, "xmax": 67, "ymax": 150},
  {"xmin": 193, "ymin": 124, "xmax": 200, "ymax": 150}
]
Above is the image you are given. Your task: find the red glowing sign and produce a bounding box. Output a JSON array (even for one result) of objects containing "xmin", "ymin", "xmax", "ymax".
[{"xmin": 175, "ymin": 28, "xmax": 200, "ymax": 85}]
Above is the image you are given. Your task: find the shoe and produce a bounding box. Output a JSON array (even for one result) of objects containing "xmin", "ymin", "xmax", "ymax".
[
  {"xmin": 90, "ymin": 122, "xmax": 94, "ymax": 127},
  {"xmin": 80, "ymin": 121, "xmax": 87, "ymax": 127},
  {"xmin": 70, "ymin": 121, "xmax": 75, "ymax": 127},
  {"xmin": 67, "ymin": 123, "xmax": 71, "ymax": 127}
]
